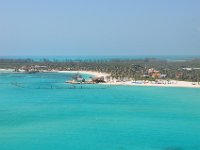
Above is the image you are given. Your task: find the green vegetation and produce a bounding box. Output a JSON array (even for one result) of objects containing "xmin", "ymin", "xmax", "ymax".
[{"xmin": 0, "ymin": 58, "xmax": 200, "ymax": 82}]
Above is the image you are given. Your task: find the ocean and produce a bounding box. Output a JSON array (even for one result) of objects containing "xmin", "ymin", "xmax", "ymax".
[
  {"xmin": 0, "ymin": 72, "xmax": 200, "ymax": 150},
  {"xmin": 1, "ymin": 55, "xmax": 200, "ymax": 62}
]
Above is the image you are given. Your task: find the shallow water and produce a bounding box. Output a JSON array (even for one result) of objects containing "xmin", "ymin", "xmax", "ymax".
[{"xmin": 0, "ymin": 73, "xmax": 200, "ymax": 150}]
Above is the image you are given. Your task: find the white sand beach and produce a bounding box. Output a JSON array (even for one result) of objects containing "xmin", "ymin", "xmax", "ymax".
[
  {"xmin": 1, "ymin": 69, "xmax": 200, "ymax": 88},
  {"xmin": 57, "ymin": 70, "xmax": 200, "ymax": 88},
  {"xmin": 102, "ymin": 80, "xmax": 200, "ymax": 88},
  {"xmin": 56, "ymin": 70, "xmax": 110, "ymax": 78},
  {"xmin": 0, "ymin": 69, "xmax": 14, "ymax": 73}
]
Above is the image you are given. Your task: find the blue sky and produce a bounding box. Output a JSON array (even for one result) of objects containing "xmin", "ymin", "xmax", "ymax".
[{"xmin": 0, "ymin": 0, "xmax": 200, "ymax": 56}]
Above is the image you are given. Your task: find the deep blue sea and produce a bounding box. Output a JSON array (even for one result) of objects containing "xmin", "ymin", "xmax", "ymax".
[{"xmin": 0, "ymin": 72, "xmax": 200, "ymax": 150}]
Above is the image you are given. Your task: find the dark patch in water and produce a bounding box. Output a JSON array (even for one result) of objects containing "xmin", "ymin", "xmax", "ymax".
[
  {"xmin": 118, "ymin": 147, "xmax": 126, "ymax": 150},
  {"xmin": 164, "ymin": 147, "xmax": 184, "ymax": 150}
]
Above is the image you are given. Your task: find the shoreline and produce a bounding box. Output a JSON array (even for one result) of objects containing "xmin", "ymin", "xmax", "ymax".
[
  {"xmin": 1, "ymin": 69, "xmax": 200, "ymax": 88},
  {"xmin": 101, "ymin": 81, "xmax": 200, "ymax": 88},
  {"xmin": 56, "ymin": 70, "xmax": 110, "ymax": 78},
  {"xmin": 58, "ymin": 70, "xmax": 200, "ymax": 88}
]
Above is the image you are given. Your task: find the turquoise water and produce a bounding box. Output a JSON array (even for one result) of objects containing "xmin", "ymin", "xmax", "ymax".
[{"xmin": 0, "ymin": 72, "xmax": 200, "ymax": 150}]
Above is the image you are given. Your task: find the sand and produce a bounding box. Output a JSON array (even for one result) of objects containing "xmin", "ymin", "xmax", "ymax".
[
  {"xmin": 1, "ymin": 69, "xmax": 200, "ymax": 88},
  {"xmin": 59, "ymin": 70, "xmax": 200, "ymax": 88},
  {"xmin": 57, "ymin": 70, "xmax": 110, "ymax": 78},
  {"xmin": 102, "ymin": 80, "xmax": 200, "ymax": 88}
]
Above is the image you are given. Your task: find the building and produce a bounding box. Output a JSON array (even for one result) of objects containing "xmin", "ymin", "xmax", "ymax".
[{"xmin": 148, "ymin": 68, "xmax": 161, "ymax": 78}]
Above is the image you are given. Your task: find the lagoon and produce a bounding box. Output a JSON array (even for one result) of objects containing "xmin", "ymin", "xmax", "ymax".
[{"xmin": 0, "ymin": 72, "xmax": 200, "ymax": 150}]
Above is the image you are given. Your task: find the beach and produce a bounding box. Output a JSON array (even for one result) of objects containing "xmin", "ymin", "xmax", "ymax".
[
  {"xmin": 1, "ymin": 69, "xmax": 200, "ymax": 88},
  {"xmin": 56, "ymin": 70, "xmax": 200, "ymax": 88},
  {"xmin": 102, "ymin": 80, "xmax": 200, "ymax": 88},
  {"xmin": 56, "ymin": 70, "xmax": 110, "ymax": 78},
  {"xmin": 58, "ymin": 70, "xmax": 200, "ymax": 88}
]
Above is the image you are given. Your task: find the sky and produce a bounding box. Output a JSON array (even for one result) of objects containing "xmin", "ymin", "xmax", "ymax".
[{"xmin": 0, "ymin": 0, "xmax": 200, "ymax": 56}]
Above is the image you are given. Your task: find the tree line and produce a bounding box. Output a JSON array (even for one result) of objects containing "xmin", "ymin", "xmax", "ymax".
[{"xmin": 0, "ymin": 58, "xmax": 200, "ymax": 82}]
